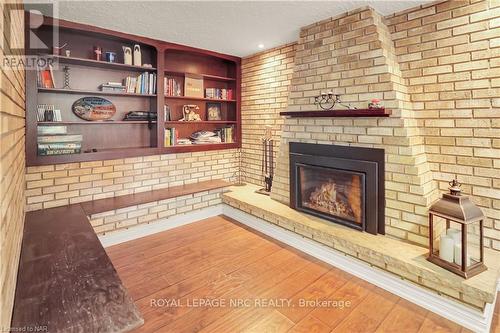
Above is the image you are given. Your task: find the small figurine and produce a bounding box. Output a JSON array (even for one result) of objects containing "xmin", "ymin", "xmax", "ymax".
[
  {"xmin": 368, "ymin": 98, "xmax": 383, "ymax": 109},
  {"xmin": 93, "ymin": 46, "xmax": 102, "ymax": 61},
  {"xmin": 179, "ymin": 105, "xmax": 201, "ymax": 121}
]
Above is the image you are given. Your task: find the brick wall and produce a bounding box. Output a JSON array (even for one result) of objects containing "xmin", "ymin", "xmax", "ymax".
[
  {"xmin": 241, "ymin": 44, "xmax": 296, "ymax": 185},
  {"xmin": 25, "ymin": 150, "xmax": 238, "ymax": 234},
  {"xmin": 385, "ymin": 0, "xmax": 500, "ymax": 250},
  {"xmin": 272, "ymin": 6, "xmax": 440, "ymax": 247},
  {"xmin": 0, "ymin": 1, "xmax": 26, "ymax": 327},
  {"xmin": 240, "ymin": 1, "xmax": 500, "ymax": 250},
  {"xmin": 88, "ymin": 188, "xmax": 224, "ymax": 234}
]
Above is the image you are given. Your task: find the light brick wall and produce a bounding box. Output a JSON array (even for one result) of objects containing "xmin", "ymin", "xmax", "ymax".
[
  {"xmin": 240, "ymin": 2, "xmax": 500, "ymax": 250},
  {"xmin": 241, "ymin": 44, "xmax": 296, "ymax": 185},
  {"xmin": 89, "ymin": 188, "xmax": 224, "ymax": 235},
  {"xmin": 271, "ymin": 7, "xmax": 439, "ymax": 247},
  {"xmin": 385, "ymin": 0, "xmax": 500, "ymax": 250},
  {"xmin": 25, "ymin": 150, "xmax": 238, "ymax": 213},
  {"xmin": 0, "ymin": 1, "xmax": 26, "ymax": 327}
]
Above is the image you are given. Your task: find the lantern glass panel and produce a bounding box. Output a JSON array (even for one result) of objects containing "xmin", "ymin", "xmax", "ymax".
[
  {"xmin": 435, "ymin": 219, "xmax": 463, "ymax": 265},
  {"xmin": 466, "ymin": 222, "xmax": 481, "ymax": 268}
]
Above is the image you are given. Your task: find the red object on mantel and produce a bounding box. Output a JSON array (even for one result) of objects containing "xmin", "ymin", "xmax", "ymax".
[{"xmin": 279, "ymin": 108, "xmax": 391, "ymax": 118}]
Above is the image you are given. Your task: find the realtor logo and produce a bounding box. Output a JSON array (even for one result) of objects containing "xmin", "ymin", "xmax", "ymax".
[{"xmin": 2, "ymin": 1, "xmax": 58, "ymax": 70}]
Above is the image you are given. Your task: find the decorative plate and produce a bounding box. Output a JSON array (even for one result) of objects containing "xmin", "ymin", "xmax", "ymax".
[{"xmin": 72, "ymin": 97, "xmax": 116, "ymax": 121}]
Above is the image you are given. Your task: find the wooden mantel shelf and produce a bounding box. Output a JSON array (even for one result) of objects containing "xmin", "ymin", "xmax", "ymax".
[{"xmin": 279, "ymin": 108, "xmax": 391, "ymax": 118}]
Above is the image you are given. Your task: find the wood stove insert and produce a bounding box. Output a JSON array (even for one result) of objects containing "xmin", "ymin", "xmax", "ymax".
[{"xmin": 290, "ymin": 143, "xmax": 385, "ymax": 235}]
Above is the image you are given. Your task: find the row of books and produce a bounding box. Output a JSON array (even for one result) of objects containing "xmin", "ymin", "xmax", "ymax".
[
  {"xmin": 122, "ymin": 72, "xmax": 157, "ymax": 94},
  {"xmin": 164, "ymin": 77, "xmax": 182, "ymax": 96},
  {"xmin": 37, "ymin": 104, "xmax": 62, "ymax": 122},
  {"xmin": 37, "ymin": 126, "xmax": 82, "ymax": 156},
  {"xmin": 215, "ymin": 126, "xmax": 234, "ymax": 143},
  {"xmin": 37, "ymin": 65, "xmax": 55, "ymax": 88},
  {"xmin": 205, "ymin": 88, "xmax": 233, "ymax": 100},
  {"xmin": 164, "ymin": 127, "xmax": 178, "ymax": 146}
]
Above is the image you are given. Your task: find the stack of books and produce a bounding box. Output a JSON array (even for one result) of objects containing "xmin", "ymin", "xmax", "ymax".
[
  {"xmin": 190, "ymin": 130, "xmax": 222, "ymax": 145},
  {"xmin": 99, "ymin": 82, "xmax": 126, "ymax": 92},
  {"xmin": 124, "ymin": 72, "xmax": 157, "ymax": 94},
  {"xmin": 215, "ymin": 126, "xmax": 234, "ymax": 143},
  {"xmin": 37, "ymin": 104, "xmax": 62, "ymax": 122},
  {"xmin": 164, "ymin": 77, "xmax": 182, "ymax": 96},
  {"xmin": 37, "ymin": 126, "xmax": 83, "ymax": 156},
  {"xmin": 205, "ymin": 88, "xmax": 233, "ymax": 100}
]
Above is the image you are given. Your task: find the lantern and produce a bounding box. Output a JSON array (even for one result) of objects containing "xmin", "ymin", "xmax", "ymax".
[{"xmin": 428, "ymin": 179, "xmax": 487, "ymax": 279}]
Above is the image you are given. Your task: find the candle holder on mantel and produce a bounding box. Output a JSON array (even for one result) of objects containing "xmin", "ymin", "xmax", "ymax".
[
  {"xmin": 314, "ymin": 92, "xmax": 357, "ymax": 110},
  {"xmin": 428, "ymin": 179, "xmax": 487, "ymax": 279}
]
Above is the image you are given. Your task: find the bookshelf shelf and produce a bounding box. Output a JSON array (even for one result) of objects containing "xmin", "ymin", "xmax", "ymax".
[
  {"xmin": 164, "ymin": 70, "xmax": 235, "ymax": 82},
  {"xmin": 38, "ymin": 121, "xmax": 156, "ymax": 125},
  {"xmin": 162, "ymin": 143, "xmax": 239, "ymax": 153},
  {"xmin": 165, "ymin": 95, "xmax": 236, "ymax": 102},
  {"xmin": 26, "ymin": 16, "xmax": 241, "ymax": 166},
  {"xmin": 165, "ymin": 121, "xmax": 237, "ymax": 125},
  {"xmin": 43, "ymin": 54, "xmax": 157, "ymax": 72},
  {"xmin": 38, "ymin": 88, "xmax": 156, "ymax": 97}
]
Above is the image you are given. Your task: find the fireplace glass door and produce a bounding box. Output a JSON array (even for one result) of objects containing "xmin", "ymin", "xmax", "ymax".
[{"xmin": 297, "ymin": 164, "xmax": 365, "ymax": 229}]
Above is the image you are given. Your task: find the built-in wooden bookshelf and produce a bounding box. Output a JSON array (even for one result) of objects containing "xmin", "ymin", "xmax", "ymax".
[{"xmin": 25, "ymin": 15, "xmax": 241, "ymax": 166}]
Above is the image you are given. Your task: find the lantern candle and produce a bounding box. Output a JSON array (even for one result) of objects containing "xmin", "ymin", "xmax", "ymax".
[
  {"xmin": 454, "ymin": 243, "xmax": 470, "ymax": 266},
  {"xmin": 439, "ymin": 235, "xmax": 455, "ymax": 262},
  {"xmin": 447, "ymin": 229, "xmax": 461, "ymax": 244}
]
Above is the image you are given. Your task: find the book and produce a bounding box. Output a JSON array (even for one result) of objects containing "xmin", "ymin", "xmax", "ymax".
[
  {"xmin": 37, "ymin": 125, "xmax": 67, "ymax": 135},
  {"xmin": 38, "ymin": 66, "xmax": 55, "ymax": 88},
  {"xmin": 38, "ymin": 148, "xmax": 81, "ymax": 156},
  {"xmin": 184, "ymin": 74, "xmax": 203, "ymax": 98},
  {"xmin": 38, "ymin": 142, "xmax": 82, "ymax": 149},
  {"xmin": 164, "ymin": 104, "xmax": 171, "ymax": 121},
  {"xmin": 37, "ymin": 134, "xmax": 83, "ymax": 143}
]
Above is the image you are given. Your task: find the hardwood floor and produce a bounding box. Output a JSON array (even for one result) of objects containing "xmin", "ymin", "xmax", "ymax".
[{"xmin": 106, "ymin": 216, "xmax": 500, "ymax": 333}]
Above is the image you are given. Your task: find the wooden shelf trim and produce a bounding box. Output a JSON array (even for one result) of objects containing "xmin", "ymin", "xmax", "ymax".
[
  {"xmin": 38, "ymin": 87, "xmax": 157, "ymax": 97},
  {"xmin": 42, "ymin": 54, "xmax": 157, "ymax": 72},
  {"xmin": 280, "ymin": 108, "xmax": 391, "ymax": 118},
  {"xmin": 165, "ymin": 70, "xmax": 235, "ymax": 81},
  {"xmin": 38, "ymin": 121, "xmax": 156, "ymax": 125},
  {"xmin": 80, "ymin": 179, "xmax": 232, "ymax": 215},
  {"xmin": 165, "ymin": 121, "xmax": 237, "ymax": 124},
  {"xmin": 165, "ymin": 95, "xmax": 236, "ymax": 102}
]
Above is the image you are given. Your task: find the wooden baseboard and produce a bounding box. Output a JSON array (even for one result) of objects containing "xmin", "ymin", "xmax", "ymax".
[{"xmin": 222, "ymin": 204, "xmax": 499, "ymax": 333}]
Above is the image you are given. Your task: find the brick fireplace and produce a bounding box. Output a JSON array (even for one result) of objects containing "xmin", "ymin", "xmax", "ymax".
[{"xmin": 289, "ymin": 142, "xmax": 384, "ymax": 235}]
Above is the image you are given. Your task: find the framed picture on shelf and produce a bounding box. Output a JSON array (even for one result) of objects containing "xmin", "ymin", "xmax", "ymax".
[{"xmin": 207, "ymin": 103, "xmax": 222, "ymax": 121}]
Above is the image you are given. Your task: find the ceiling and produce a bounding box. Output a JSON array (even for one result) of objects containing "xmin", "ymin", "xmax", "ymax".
[{"xmin": 54, "ymin": 1, "xmax": 431, "ymax": 57}]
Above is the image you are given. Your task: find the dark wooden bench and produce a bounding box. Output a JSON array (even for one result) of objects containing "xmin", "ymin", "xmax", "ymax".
[{"xmin": 11, "ymin": 180, "xmax": 231, "ymax": 332}]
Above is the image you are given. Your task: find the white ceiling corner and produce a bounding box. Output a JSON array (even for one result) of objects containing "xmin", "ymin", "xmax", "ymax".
[{"xmin": 54, "ymin": 1, "xmax": 432, "ymax": 57}]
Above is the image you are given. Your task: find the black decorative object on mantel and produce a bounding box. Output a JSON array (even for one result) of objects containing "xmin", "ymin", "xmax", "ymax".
[
  {"xmin": 256, "ymin": 125, "xmax": 274, "ymax": 196},
  {"xmin": 314, "ymin": 92, "xmax": 357, "ymax": 110}
]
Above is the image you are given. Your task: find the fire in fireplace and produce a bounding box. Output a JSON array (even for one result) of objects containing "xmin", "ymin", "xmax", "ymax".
[
  {"xmin": 290, "ymin": 143, "xmax": 384, "ymax": 235},
  {"xmin": 299, "ymin": 165, "xmax": 364, "ymax": 226}
]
